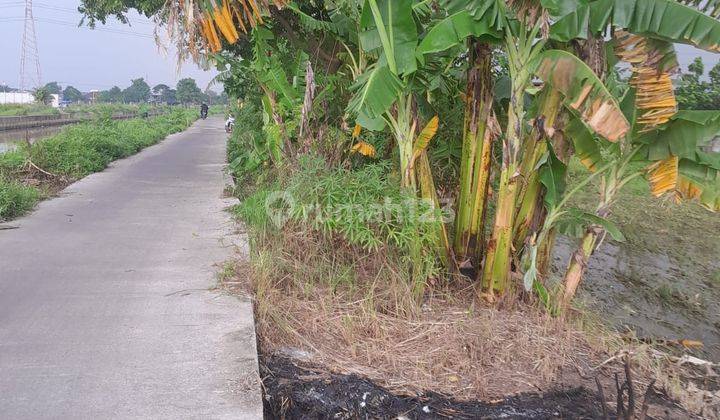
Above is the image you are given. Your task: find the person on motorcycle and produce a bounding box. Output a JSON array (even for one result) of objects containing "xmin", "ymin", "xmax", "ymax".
[
  {"xmin": 225, "ymin": 115, "xmax": 235, "ymax": 132},
  {"xmin": 200, "ymin": 103, "xmax": 209, "ymax": 119}
]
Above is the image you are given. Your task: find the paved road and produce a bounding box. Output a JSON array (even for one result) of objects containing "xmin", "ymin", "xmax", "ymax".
[{"xmin": 0, "ymin": 117, "xmax": 262, "ymax": 419}]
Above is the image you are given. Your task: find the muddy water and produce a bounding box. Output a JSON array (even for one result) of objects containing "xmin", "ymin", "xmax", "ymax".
[
  {"xmin": 0, "ymin": 126, "xmax": 65, "ymax": 153},
  {"xmin": 553, "ymin": 236, "xmax": 720, "ymax": 361}
]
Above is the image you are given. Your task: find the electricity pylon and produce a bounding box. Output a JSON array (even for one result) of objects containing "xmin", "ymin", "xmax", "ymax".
[{"xmin": 19, "ymin": 0, "xmax": 42, "ymax": 91}]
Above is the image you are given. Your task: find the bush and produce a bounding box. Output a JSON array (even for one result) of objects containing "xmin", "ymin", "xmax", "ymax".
[{"xmin": 0, "ymin": 179, "xmax": 39, "ymax": 221}]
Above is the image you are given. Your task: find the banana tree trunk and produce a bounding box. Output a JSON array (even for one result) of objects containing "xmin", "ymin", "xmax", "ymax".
[
  {"xmin": 561, "ymin": 194, "xmax": 612, "ymax": 307},
  {"xmin": 561, "ymin": 227, "xmax": 598, "ymax": 306},
  {"xmin": 513, "ymin": 89, "xmax": 563, "ymax": 253},
  {"xmin": 481, "ymin": 86, "xmax": 524, "ymax": 293},
  {"xmin": 536, "ymin": 227, "xmax": 556, "ymax": 274},
  {"xmin": 454, "ymin": 40, "xmax": 495, "ymax": 271},
  {"xmin": 418, "ymin": 152, "xmax": 452, "ymax": 270},
  {"xmin": 396, "ymin": 95, "xmax": 417, "ymax": 190}
]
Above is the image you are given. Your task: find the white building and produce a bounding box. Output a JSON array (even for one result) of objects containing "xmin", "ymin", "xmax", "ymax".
[
  {"xmin": 0, "ymin": 92, "xmax": 60, "ymax": 107},
  {"xmin": 0, "ymin": 92, "xmax": 34, "ymax": 105}
]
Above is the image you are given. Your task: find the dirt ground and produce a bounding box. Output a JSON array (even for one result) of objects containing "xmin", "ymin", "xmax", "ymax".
[{"xmin": 561, "ymin": 161, "xmax": 720, "ymax": 363}]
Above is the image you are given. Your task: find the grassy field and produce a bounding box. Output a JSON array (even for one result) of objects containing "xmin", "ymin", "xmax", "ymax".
[{"xmin": 0, "ymin": 104, "xmax": 61, "ymax": 117}]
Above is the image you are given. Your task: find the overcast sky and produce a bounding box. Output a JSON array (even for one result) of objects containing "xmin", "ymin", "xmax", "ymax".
[
  {"xmin": 0, "ymin": 0, "xmax": 217, "ymax": 92},
  {"xmin": 1, "ymin": 1, "xmax": 719, "ymax": 93}
]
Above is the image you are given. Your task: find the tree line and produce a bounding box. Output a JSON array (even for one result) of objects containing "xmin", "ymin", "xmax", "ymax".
[{"xmin": 32, "ymin": 78, "xmax": 226, "ymax": 105}]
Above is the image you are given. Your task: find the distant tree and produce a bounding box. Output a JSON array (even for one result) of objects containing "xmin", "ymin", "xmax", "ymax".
[
  {"xmin": 43, "ymin": 82, "xmax": 62, "ymax": 95},
  {"xmin": 176, "ymin": 78, "xmax": 203, "ymax": 104},
  {"xmin": 688, "ymin": 57, "xmax": 704, "ymax": 80},
  {"xmin": 33, "ymin": 87, "xmax": 52, "ymax": 105},
  {"xmin": 152, "ymin": 83, "xmax": 169, "ymax": 95},
  {"xmin": 676, "ymin": 57, "xmax": 716, "ymax": 110},
  {"xmin": 710, "ymin": 62, "xmax": 720, "ymax": 86},
  {"xmin": 79, "ymin": 0, "xmax": 165, "ymax": 26},
  {"xmin": 63, "ymin": 86, "xmax": 84, "ymax": 103},
  {"xmin": 152, "ymin": 83, "xmax": 175, "ymax": 103},
  {"xmin": 164, "ymin": 88, "xmax": 177, "ymax": 104},
  {"xmin": 123, "ymin": 78, "xmax": 151, "ymax": 103},
  {"xmin": 99, "ymin": 86, "xmax": 123, "ymax": 103},
  {"xmin": 0, "ymin": 85, "xmax": 14, "ymax": 93},
  {"xmin": 204, "ymin": 89, "xmax": 219, "ymax": 104}
]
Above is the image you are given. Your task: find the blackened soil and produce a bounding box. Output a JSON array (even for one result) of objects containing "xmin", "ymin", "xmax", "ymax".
[{"xmin": 261, "ymin": 355, "xmax": 609, "ymax": 419}]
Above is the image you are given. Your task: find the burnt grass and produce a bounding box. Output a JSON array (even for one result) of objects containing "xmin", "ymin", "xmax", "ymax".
[{"xmin": 261, "ymin": 355, "xmax": 609, "ymax": 419}]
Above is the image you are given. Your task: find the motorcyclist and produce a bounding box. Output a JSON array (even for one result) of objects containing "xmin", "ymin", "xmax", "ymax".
[
  {"xmin": 200, "ymin": 103, "xmax": 209, "ymax": 119},
  {"xmin": 225, "ymin": 114, "xmax": 235, "ymax": 132}
]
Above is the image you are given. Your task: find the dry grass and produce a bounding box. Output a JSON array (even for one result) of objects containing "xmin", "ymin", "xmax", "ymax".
[
  {"xmin": 229, "ymin": 230, "xmax": 615, "ymax": 400},
  {"xmin": 220, "ymin": 227, "xmax": 720, "ymax": 417}
]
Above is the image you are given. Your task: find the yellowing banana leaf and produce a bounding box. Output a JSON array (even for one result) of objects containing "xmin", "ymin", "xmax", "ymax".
[
  {"xmin": 412, "ymin": 116, "xmax": 439, "ymax": 157},
  {"xmin": 565, "ymin": 117, "xmax": 616, "ymax": 172},
  {"xmin": 647, "ymin": 155, "xmax": 679, "ymax": 197},
  {"xmin": 351, "ymin": 141, "xmax": 377, "ymax": 157},
  {"xmin": 535, "ymin": 50, "xmax": 630, "ymax": 142}
]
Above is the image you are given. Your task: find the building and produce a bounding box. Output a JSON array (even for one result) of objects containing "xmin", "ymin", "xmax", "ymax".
[
  {"xmin": 0, "ymin": 92, "xmax": 34, "ymax": 105},
  {"xmin": 0, "ymin": 92, "xmax": 60, "ymax": 107}
]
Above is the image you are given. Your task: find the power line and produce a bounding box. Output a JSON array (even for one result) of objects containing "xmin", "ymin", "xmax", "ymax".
[
  {"xmin": 0, "ymin": 1, "xmax": 155, "ymax": 26},
  {"xmin": 0, "ymin": 16, "xmax": 156, "ymax": 39}
]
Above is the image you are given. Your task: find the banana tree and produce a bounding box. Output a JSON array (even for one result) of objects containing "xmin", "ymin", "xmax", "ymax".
[
  {"xmin": 544, "ymin": 0, "xmax": 720, "ymax": 307},
  {"xmin": 416, "ymin": 0, "xmax": 631, "ymax": 293},
  {"xmin": 346, "ymin": 0, "xmax": 425, "ymax": 189},
  {"xmin": 417, "ymin": 1, "xmax": 505, "ymax": 270}
]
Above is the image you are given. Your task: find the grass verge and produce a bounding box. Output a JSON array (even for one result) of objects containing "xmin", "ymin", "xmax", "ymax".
[{"xmin": 0, "ymin": 108, "xmax": 196, "ymax": 221}]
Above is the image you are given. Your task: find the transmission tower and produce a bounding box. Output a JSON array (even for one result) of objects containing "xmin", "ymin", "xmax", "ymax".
[{"xmin": 19, "ymin": 0, "xmax": 42, "ymax": 91}]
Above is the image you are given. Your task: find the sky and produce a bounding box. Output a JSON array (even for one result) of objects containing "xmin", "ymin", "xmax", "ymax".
[
  {"xmin": 0, "ymin": 0, "xmax": 217, "ymax": 92},
  {"xmin": 0, "ymin": 1, "xmax": 719, "ymax": 93}
]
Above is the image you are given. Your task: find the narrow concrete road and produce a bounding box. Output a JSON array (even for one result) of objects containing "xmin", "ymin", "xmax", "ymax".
[{"xmin": 0, "ymin": 117, "xmax": 262, "ymax": 419}]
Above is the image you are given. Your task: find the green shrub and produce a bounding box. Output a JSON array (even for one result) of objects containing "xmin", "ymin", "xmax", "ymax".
[
  {"xmin": 236, "ymin": 156, "xmax": 442, "ymax": 261},
  {"xmin": 0, "ymin": 179, "xmax": 39, "ymax": 221}
]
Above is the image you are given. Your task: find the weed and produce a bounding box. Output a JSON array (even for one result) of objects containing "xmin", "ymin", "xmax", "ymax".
[{"xmin": 0, "ymin": 179, "xmax": 39, "ymax": 221}]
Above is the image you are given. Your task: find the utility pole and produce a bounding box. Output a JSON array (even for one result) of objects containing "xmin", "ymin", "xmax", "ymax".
[{"xmin": 19, "ymin": 0, "xmax": 42, "ymax": 91}]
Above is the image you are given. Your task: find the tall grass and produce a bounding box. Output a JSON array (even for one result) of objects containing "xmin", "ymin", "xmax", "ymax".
[{"xmin": 0, "ymin": 104, "xmax": 60, "ymax": 117}]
